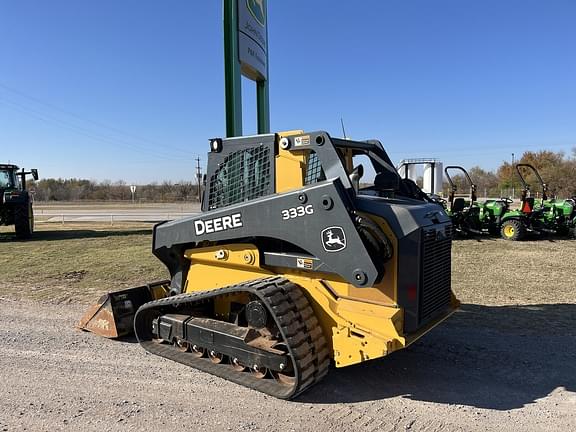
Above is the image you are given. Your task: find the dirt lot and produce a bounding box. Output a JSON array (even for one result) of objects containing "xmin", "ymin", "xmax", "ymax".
[{"xmin": 0, "ymin": 225, "xmax": 575, "ymax": 431}]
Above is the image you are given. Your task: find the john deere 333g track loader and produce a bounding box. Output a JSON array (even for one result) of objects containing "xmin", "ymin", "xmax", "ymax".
[{"xmin": 79, "ymin": 130, "xmax": 459, "ymax": 399}]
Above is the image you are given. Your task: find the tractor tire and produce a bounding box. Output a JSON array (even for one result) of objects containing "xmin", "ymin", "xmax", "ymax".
[
  {"xmin": 500, "ymin": 219, "xmax": 525, "ymax": 241},
  {"xmin": 14, "ymin": 203, "xmax": 34, "ymax": 239}
]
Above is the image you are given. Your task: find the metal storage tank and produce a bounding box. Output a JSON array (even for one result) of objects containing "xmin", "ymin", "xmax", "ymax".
[
  {"xmin": 397, "ymin": 159, "xmax": 443, "ymax": 195},
  {"xmin": 397, "ymin": 163, "xmax": 419, "ymax": 182},
  {"xmin": 423, "ymin": 162, "xmax": 443, "ymax": 195}
]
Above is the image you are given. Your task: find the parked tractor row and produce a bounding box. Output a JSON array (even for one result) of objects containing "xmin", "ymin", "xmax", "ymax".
[{"xmin": 443, "ymin": 164, "xmax": 576, "ymax": 241}]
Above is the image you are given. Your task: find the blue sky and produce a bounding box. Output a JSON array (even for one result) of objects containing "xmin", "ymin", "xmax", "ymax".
[{"xmin": 1, "ymin": 0, "xmax": 574, "ymax": 183}]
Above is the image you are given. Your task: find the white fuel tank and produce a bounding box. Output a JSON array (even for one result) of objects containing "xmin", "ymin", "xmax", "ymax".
[{"xmin": 423, "ymin": 162, "xmax": 443, "ymax": 195}]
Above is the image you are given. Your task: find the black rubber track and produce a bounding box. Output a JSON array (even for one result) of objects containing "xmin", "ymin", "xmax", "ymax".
[{"xmin": 133, "ymin": 276, "xmax": 330, "ymax": 399}]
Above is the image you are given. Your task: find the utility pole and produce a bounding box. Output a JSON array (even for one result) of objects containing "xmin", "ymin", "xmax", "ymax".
[
  {"xmin": 196, "ymin": 156, "xmax": 202, "ymax": 202},
  {"xmin": 511, "ymin": 153, "xmax": 515, "ymax": 200}
]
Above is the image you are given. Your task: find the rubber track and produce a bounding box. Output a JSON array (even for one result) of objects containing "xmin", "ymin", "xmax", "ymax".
[{"xmin": 133, "ymin": 276, "xmax": 330, "ymax": 399}]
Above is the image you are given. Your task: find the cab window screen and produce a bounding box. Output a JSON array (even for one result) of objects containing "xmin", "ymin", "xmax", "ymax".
[{"xmin": 208, "ymin": 146, "xmax": 271, "ymax": 209}]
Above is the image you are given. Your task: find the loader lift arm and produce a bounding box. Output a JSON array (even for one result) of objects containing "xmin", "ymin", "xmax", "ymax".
[{"xmin": 155, "ymin": 131, "xmax": 396, "ymax": 294}]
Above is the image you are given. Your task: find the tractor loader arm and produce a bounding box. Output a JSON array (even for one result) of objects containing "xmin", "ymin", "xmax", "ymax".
[{"xmin": 153, "ymin": 178, "xmax": 387, "ymax": 294}]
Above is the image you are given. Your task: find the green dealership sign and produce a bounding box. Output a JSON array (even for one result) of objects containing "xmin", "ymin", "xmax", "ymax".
[
  {"xmin": 238, "ymin": 0, "xmax": 267, "ymax": 80},
  {"xmin": 224, "ymin": 0, "xmax": 270, "ymax": 137}
]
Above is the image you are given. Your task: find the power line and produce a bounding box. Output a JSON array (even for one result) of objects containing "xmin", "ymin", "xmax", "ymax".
[
  {"xmin": 0, "ymin": 81, "xmax": 196, "ymax": 157},
  {"xmin": 0, "ymin": 96, "xmax": 196, "ymax": 162}
]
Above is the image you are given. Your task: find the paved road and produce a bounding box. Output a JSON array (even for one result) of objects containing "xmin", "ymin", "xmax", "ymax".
[{"xmin": 34, "ymin": 204, "xmax": 200, "ymax": 223}]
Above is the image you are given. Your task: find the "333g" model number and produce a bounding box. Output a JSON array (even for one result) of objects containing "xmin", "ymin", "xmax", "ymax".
[{"xmin": 281, "ymin": 205, "xmax": 314, "ymax": 220}]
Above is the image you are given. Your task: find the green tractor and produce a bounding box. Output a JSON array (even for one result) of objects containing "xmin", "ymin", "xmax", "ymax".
[
  {"xmin": 444, "ymin": 165, "xmax": 512, "ymax": 236},
  {"xmin": 542, "ymin": 198, "xmax": 576, "ymax": 238},
  {"xmin": 0, "ymin": 164, "xmax": 39, "ymax": 238},
  {"xmin": 510, "ymin": 163, "xmax": 576, "ymax": 239},
  {"xmin": 493, "ymin": 163, "xmax": 548, "ymax": 241}
]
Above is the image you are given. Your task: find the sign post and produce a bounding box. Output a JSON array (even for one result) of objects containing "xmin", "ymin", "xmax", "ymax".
[
  {"xmin": 223, "ymin": 0, "xmax": 269, "ymax": 137},
  {"xmin": 130, "ymin": 185, "xmax": 136, "ymax": 204}
]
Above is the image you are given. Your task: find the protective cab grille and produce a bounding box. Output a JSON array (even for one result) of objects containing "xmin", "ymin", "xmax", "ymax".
[
  {"xmin": 207, "ymin": 146, "xmax": 271, "ymax": 210},
  {"xmin": 304, "ymin": 151, "xmax": 325, "ymax": 185},
  {"xmin": 419, "ymin": 224, "xmax": 452, "ymax": 325}
]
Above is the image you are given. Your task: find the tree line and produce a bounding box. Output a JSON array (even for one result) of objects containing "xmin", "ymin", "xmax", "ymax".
[
  {"xmin": 30, "ymin": 179, "xmax": 201, "ymax": 202},
  {"xmin": 28, "ymin": 149, "xmax": 576, "ymax": 202}
]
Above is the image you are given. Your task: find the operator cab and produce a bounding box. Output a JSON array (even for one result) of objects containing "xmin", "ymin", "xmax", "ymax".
[
  {"xmin": 332, "ymin": 139, "xmax": 431, "ymax": 203},
  {"xmin": 0, "ymin": 165, "xmax": 18, "ymax": 190}
]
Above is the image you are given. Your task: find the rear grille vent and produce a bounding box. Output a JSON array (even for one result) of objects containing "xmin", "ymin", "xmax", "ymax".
[{"xmin": 419, "ymin": 224, "xmax": 452, "ymax": 325}]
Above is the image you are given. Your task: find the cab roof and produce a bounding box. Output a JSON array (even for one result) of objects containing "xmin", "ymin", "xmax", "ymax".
[{"xmin": 0, "ymin": 164, "xmax": 19, "ymax": 170}]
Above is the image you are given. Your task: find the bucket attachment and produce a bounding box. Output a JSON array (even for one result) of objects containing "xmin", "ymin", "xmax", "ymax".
[{"xmin": 77, "ymin": 280, "xmax": 170, "ymax": 338}]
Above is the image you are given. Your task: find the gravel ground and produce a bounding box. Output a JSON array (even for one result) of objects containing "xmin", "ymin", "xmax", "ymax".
[{"xmin": 0, "ymin": 239, "xmax": 575, "ymax": 431}]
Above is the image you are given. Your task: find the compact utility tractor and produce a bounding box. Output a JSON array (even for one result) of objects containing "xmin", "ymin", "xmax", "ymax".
[
  {"xmin": 0, "ymin": 164, "xmax": 39, "ymax": 238},
  {"xmin": 511, "ymin": 163, "xmax": 576, "ymax": 238},
  {"xmin": 444, "ymin": 165, "xmax": 512, "ymax": 237},
  {"xmin": 542, "ymin": 198, "xmax": 576, "ymax": 238},
  {"xmin": 79, "ymin": 130, "xmax": 459, "ymax": 399}
]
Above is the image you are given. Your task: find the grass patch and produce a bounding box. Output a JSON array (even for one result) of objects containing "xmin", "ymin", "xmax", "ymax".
[
  {"xmin": 0, "ymin": 223, "xmax": 167, "ymax": 303},
  {"xmin": 1, "ymin": 222, "xmax": 575, "ymax": 307},
  {"xmin": 451, "ymin": 237, "xmax": 576, "ymax": 305}
]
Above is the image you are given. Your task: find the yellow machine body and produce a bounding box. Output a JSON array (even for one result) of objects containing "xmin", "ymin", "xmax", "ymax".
[{"xmin": 183, "ymin": 239, "xmax": 457, "ymax": 368}]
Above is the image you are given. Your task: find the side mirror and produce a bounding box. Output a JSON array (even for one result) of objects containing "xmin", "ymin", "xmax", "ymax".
[{"xmin": 31, "ymin": 169, "xmax": 39, "ymax": 180}]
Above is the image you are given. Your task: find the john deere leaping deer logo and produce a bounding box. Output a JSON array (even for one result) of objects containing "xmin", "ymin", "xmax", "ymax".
[
  {"xmin": 321, "ymin": 227, "xmax": 347, "ymax": 252},
  {"xmin": 247, "ymin": 0, "xmax": 266, "ymax": 27}
]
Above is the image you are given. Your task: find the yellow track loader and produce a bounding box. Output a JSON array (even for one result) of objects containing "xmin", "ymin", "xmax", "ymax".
[{"xmin": 79, "ymin": 130, "xmax": 459, "ymax": 399}]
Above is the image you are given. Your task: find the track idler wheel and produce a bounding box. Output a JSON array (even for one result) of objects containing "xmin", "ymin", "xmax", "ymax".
[
  {"xmin": 229, "ymin": 357, "xmax": 247, "ymax": 372},
  {"xmin": 245, "ymin": 300, "xmax": 267, "ymax": 328},
  {"xmin": 271, "ymin": 343, "xmax": 296, "ymax": 386},
  {"xmin": 174, "ymin": 338, "xmax": 190, "ymax": 352},
  {"xmin": 208, "ymin": 350, "xmax": 224, "ymax": 364},
  {"xmin": 251, "ymin": 365, "xmax": 268, "ymax": 379},
  {"xmin": 191, "ymin": 345, "xmax": 205, "ymax": 358}
]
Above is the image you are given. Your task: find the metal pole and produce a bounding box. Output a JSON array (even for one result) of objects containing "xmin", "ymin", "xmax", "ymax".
[
  {"xmin": 223, "ymin": 0, "xmax": 242, "ymax": 137},
  {"xmin": 430, "ymin": 162, "xmax": 435, "ymax": 196},
  {"xmin": 511, "ymin": 153, "xmax": 515, "ymax": 199},
  {"xmin": 256, "ymin": 7, "xmax": 270, "ymax": 135},
  {"xmin": 257, "ymin": 79, "xmax": 270, "ymax": 134}
]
